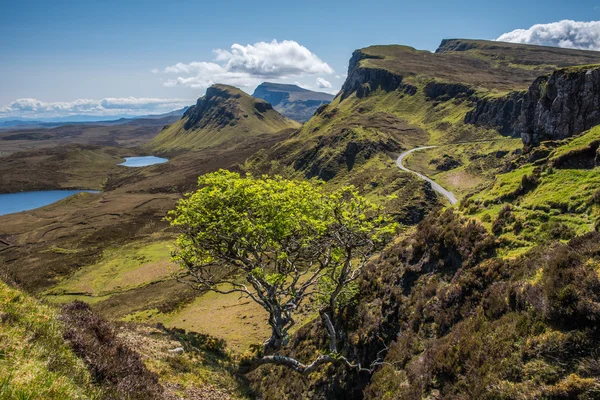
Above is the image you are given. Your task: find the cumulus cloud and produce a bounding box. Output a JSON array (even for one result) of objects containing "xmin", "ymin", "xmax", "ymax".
[
  {"xmin": 316, "ymin": 77, "xmax": 332, "ymax": 89},
  {"xmin": 0, "ymin": 97, "xmax": 193, "ymax": 118},
  {"xmin": 497, "ymin": 20, "xmax": 600, "ymax": 51},
  {"xmin": 163, "ymin": 40, "xmax": 334, "ymax": 90}
]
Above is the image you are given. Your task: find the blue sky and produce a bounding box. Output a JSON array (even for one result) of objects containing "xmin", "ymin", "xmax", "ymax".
[{"xmin": 2, "ymin": 0, "xmax": 600, "ymax": 118}]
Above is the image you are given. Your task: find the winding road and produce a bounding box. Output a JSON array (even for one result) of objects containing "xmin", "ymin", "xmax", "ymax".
[{"xmin": 396, "ymin": 146, "xmax": 458, "ymax": 205}]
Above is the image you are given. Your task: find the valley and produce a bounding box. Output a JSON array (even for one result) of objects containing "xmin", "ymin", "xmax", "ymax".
[{"xmin": 1, "ymin": 37, "xmax": 600, "ymax": 400}]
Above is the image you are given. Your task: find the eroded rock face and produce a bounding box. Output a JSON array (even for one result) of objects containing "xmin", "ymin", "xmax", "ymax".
[
  {"xmin": 466, "ymin": 67, "xmax": 600, "ymax": 146},
  {"xmin": 183, "ymin": 86, "xmax": 240, "ymax": 130},
  {"xmin": 424, "ymin": 82, "xmax": 475, "ymax": 101},
  {"xmin": 465, "ymin": 92, "xmax": 525, "ymax": 137},
  {"xmin": 340, "ymin": 51, "xmax": 416, "ymax": 100},
  {"xmin": 520, "ymin": 69, "xmax": 600, "ymax": 145}
]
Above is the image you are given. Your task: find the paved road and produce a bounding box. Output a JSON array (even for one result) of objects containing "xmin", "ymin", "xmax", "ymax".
[{"xmin": 396, "ymin": 146, "xmax": 458, "ymax": 205}]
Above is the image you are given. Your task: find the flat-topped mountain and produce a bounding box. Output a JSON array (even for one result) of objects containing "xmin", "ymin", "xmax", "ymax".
[
  {"xmin": 252, "ymin": 82, "xmax": 334, "ymax": 122},
  {"xmin": 248, "ymin": 38, "xmax": 600, "ymax": 197},
  {"xmin": 148, "ymin": 84, "xmax": 300, "ymax": 151},
  {"xmin": 341, "ymin": 39, "xmax": 600, "ymax": 97}
]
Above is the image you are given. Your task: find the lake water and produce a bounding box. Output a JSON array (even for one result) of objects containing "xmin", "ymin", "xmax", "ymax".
[
  {"xmin": 0, "ymin": 190, "xmax": 99, "ymax": 216},
  {"xmin": 119, "ymin": 156, "xmax": 168, "ymax": 167}
]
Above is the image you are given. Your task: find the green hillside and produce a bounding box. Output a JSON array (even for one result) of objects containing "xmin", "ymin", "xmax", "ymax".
[
  {"xmin": 247, "ymin": 40, "xmax": 600, "ymax": 201},
  {"xmin": 3, "ymin": 37, "xmax": 600, "ymax": 400},
  {"xmin": 148, "ymin": 84, "xmax": 300, "ymax": 152},
  {"xmin": 0, "ymin": 280, "xmax": 99, "ymax": 400},
  {"xmin": 463, "ymin": 126, "xmax": 600, "ymax": 256},
  {"xmin": 249, "ymin": 127, "xmax": 600, "ymax": 398}
]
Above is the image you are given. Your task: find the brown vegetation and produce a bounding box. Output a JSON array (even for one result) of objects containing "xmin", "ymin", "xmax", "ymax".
[{"xmin": 60, "ymin": 301, "xmax": 165, "ymax": 399}]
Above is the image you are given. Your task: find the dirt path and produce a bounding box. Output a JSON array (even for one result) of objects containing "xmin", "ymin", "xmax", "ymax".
[{"xmin": 396, "ymin": 146, "xmax": 458, "ymax": 205}]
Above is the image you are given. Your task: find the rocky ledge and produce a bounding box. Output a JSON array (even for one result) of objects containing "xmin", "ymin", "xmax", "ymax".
[
  {"xmin": 466, "ymin": 66, "xmax": 600, "ymax": 146},
  {"xmin": 340, "ymin": 50, "xmax": 416, "ymax": 100}
]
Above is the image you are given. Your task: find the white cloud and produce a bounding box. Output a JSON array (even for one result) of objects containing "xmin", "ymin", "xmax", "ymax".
[
  {"xmin": 316, "ymin": 77, "xmax": 332, "ymax": 89},
  {"xmin": 497, "ymin": 20, "xmax": 600, "ymax": 51},
  {"xmin": 214, "ymin": 40, "xmax": 333, "ymax": 76},
  {"xmin": 0, "ymin": 97, "xmax": 193, "ymax": 118},
  {"xmin": 335, "ymin": 73, "xmax": 348, "ymax": 79},
  {"xmin": 150, "ymin": 68, "xmax": 159, "ymax": 74},
  {"xmin": 163, "ymin": 40, "xmax": 334, "ymax": 91}
]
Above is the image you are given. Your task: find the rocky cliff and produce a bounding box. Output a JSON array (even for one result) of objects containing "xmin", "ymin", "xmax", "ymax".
[
  {"xmin": 466, "ymin": 66, "xmax": 600, "ymax": 145},
  {"xmin": 182, "ymin": 85, "xmax": 243, "ymax": 130},
  {"xmin": 148, "ymin": 84, "xmax": 300, "ymax": 151},
  {"xmin": 340, "ymin": 50, "xmax": 416, "ymax": 100},
  {"xmin": 252, "ymin": 82, "xmax": 334, "ymax": 122}
]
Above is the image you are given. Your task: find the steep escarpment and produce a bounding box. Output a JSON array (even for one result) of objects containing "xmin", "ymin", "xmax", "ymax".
[
  {"xmin": 245, "ymin": 42, "xmax": 600, "ymax": 399},
  {"xmin": 247, "ymin": 40, "xmax": 600, "ymax": 209},
  {"xmin": 436, "ymin": 38, "xmax": 600, "ymax": 69},
  {"xmin": 252, "ymin": 82, "xmax": 334, "ymax": 122},
  {"xmin": 464, "ymin": 91, "xmax": 525, "ymax": 136},
  {"xmin": 148, "ymin": 84, "xmax": 299, "ymax": 152},
  {"xmin": 340, "ymin": 50, "xmax": 415, "ymax": 100},
  {"xmin": 466, "ymin": 66, "xmax": 600, "ymax": 145}
]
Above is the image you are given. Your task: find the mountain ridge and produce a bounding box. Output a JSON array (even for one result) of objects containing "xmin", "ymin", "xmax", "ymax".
[
  {"xmin": 252, "ymin": 82, "xmax": 334, "ymax": 122},
  {"xmin": 148, "ymin": 84, "xmax": 300, "ymax": 152},
  {"xmin": 3, "ymin": 37, "xmax": 600, "ymax": 400}
]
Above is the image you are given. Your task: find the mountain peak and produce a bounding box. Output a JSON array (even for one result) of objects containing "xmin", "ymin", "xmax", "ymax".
[
  {"xmin": 252, "ymin": 82, "xmax": 335, "ymax": 122},
  {"xmin": 255, "ymin": 82, "xmax": 312, "ymax": 93},
  {"xmin": 148, "ymin": 84, "xmax": 299, "ymax": 151}
]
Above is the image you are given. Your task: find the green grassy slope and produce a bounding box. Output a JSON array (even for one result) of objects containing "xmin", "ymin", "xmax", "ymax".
[
  {"xmin": 148, "ymin": 84, "xmax": 300, "ymax": 152},
  {"xmin": 245, "ymin": 39, "xmax": 600, "ymax": 210},
  {"xmin": 0, "ymin": 278, "xmax": 251, "ymax": 399},
  {"xmin": 402, "ymin": 139, "xmax": 523, "ymax": 199},
  {"xmin": 363, "ymin": 39, "xmax": 600, "ymax": 92},
  {"xmin": 0, "ymin": 280, "xmax": 100, "ymax": 400},
  {"xmin": 460, "ymin": 126, "xmax": 600, "ymax": 256}
]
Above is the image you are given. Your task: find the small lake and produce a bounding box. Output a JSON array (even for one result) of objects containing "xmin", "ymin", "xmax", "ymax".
[
  {"xmin": 0, "ymin": 190, "xmax": 99, "ymax": 216},
  {"xmin": 119, "ymin": 156, "xmax": 168, "ymax": 167}
]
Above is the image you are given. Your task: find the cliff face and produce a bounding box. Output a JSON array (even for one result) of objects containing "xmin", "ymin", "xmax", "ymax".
[
  {"xmin": 252, "ymin": 83, "xmax": 334, "ymax": 122},
  {"xmin": 520, "ymin": 68, "xmax": 600, "ymax": 145},
  {"xmin": 183, "ymin": 85, "xmax": 244, "ymax": 130},
  {"xmin": 466, "ymin": 66, "xmax": 600, "ymax": 145},
  {"xmin": 340, "ymin": 51, "xmax": 416, "ymax": 100},
  {"xmin": 464, "ymin": 91, "xmax": 525, "ymax": 136},
  {"xmin": 148, "ymin": 84, "xmax": 300, "ymax": 151}
]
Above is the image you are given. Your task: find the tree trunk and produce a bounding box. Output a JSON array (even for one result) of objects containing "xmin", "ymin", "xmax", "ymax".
[{"xmin": 263, "ymin": 328, "xmax": 285, "ymax": 355}]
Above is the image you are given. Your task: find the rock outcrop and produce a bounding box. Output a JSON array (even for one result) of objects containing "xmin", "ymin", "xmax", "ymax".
[
  {"xmin": 148, "ymin": 84, "xmax": 299, "ymax": 151},
  {"xmin": 466, "ymin": 66, "xmax": 600, "ymax": 145},
  {"xmin": 183, "ymin": 85, "xmax": 244, "ymax": 130},
  {"xmin": 424, "ymin": 81, "xmax": 475, "ymax": 101},
  {"xmin": 464, "ymin": 91, "xmax": 525, "ymax": 136},
  {"xmin": 252, "ymin": 83, "xmax": 334, "ymax": 122},
  {"xmin": 340, "ymin": 50, "xmax": 416, "ymax": 100}
]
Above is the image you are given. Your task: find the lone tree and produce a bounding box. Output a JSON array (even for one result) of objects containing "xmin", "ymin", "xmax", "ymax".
[{"xmin": 168, "ymin": 170, "xmax": 397, "ymax": 373}]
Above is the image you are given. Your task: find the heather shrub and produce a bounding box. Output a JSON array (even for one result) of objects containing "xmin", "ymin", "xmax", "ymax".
[{"xmin": 60, "ymin": 301, "xmax": 164, "ymax": 400}]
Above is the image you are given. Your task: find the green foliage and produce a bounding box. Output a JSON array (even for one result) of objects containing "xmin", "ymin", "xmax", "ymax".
[
  {"xmin": 168, "ymin": 170, "xmax": 398, "ymax": 355},
  {"xmin": 466, "ymin": 126, "xmax": 600, "ymax": 254},
  {"xmin": 169, "ymin": 170, "xmax": 330, "ymax": 269},
  {"xmin": 169, "ymin": 170, "xmax": 396, "ymax": 281},
  {"xmin": 0, "ymin": 281, "xmax": 100, "ymax": 400}
]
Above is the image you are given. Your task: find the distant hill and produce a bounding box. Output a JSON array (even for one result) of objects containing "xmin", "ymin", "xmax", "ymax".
[
  {"xmin": 0, "ymin": 107, "xmax": 188, "ymax": 130},
  {"xmin": 148, "ymin": 84, "xmax": 300, "ymax": 152},
  {"xmin": 252, "ymin": 82, "xmax": 334, "ymax": 122}
]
